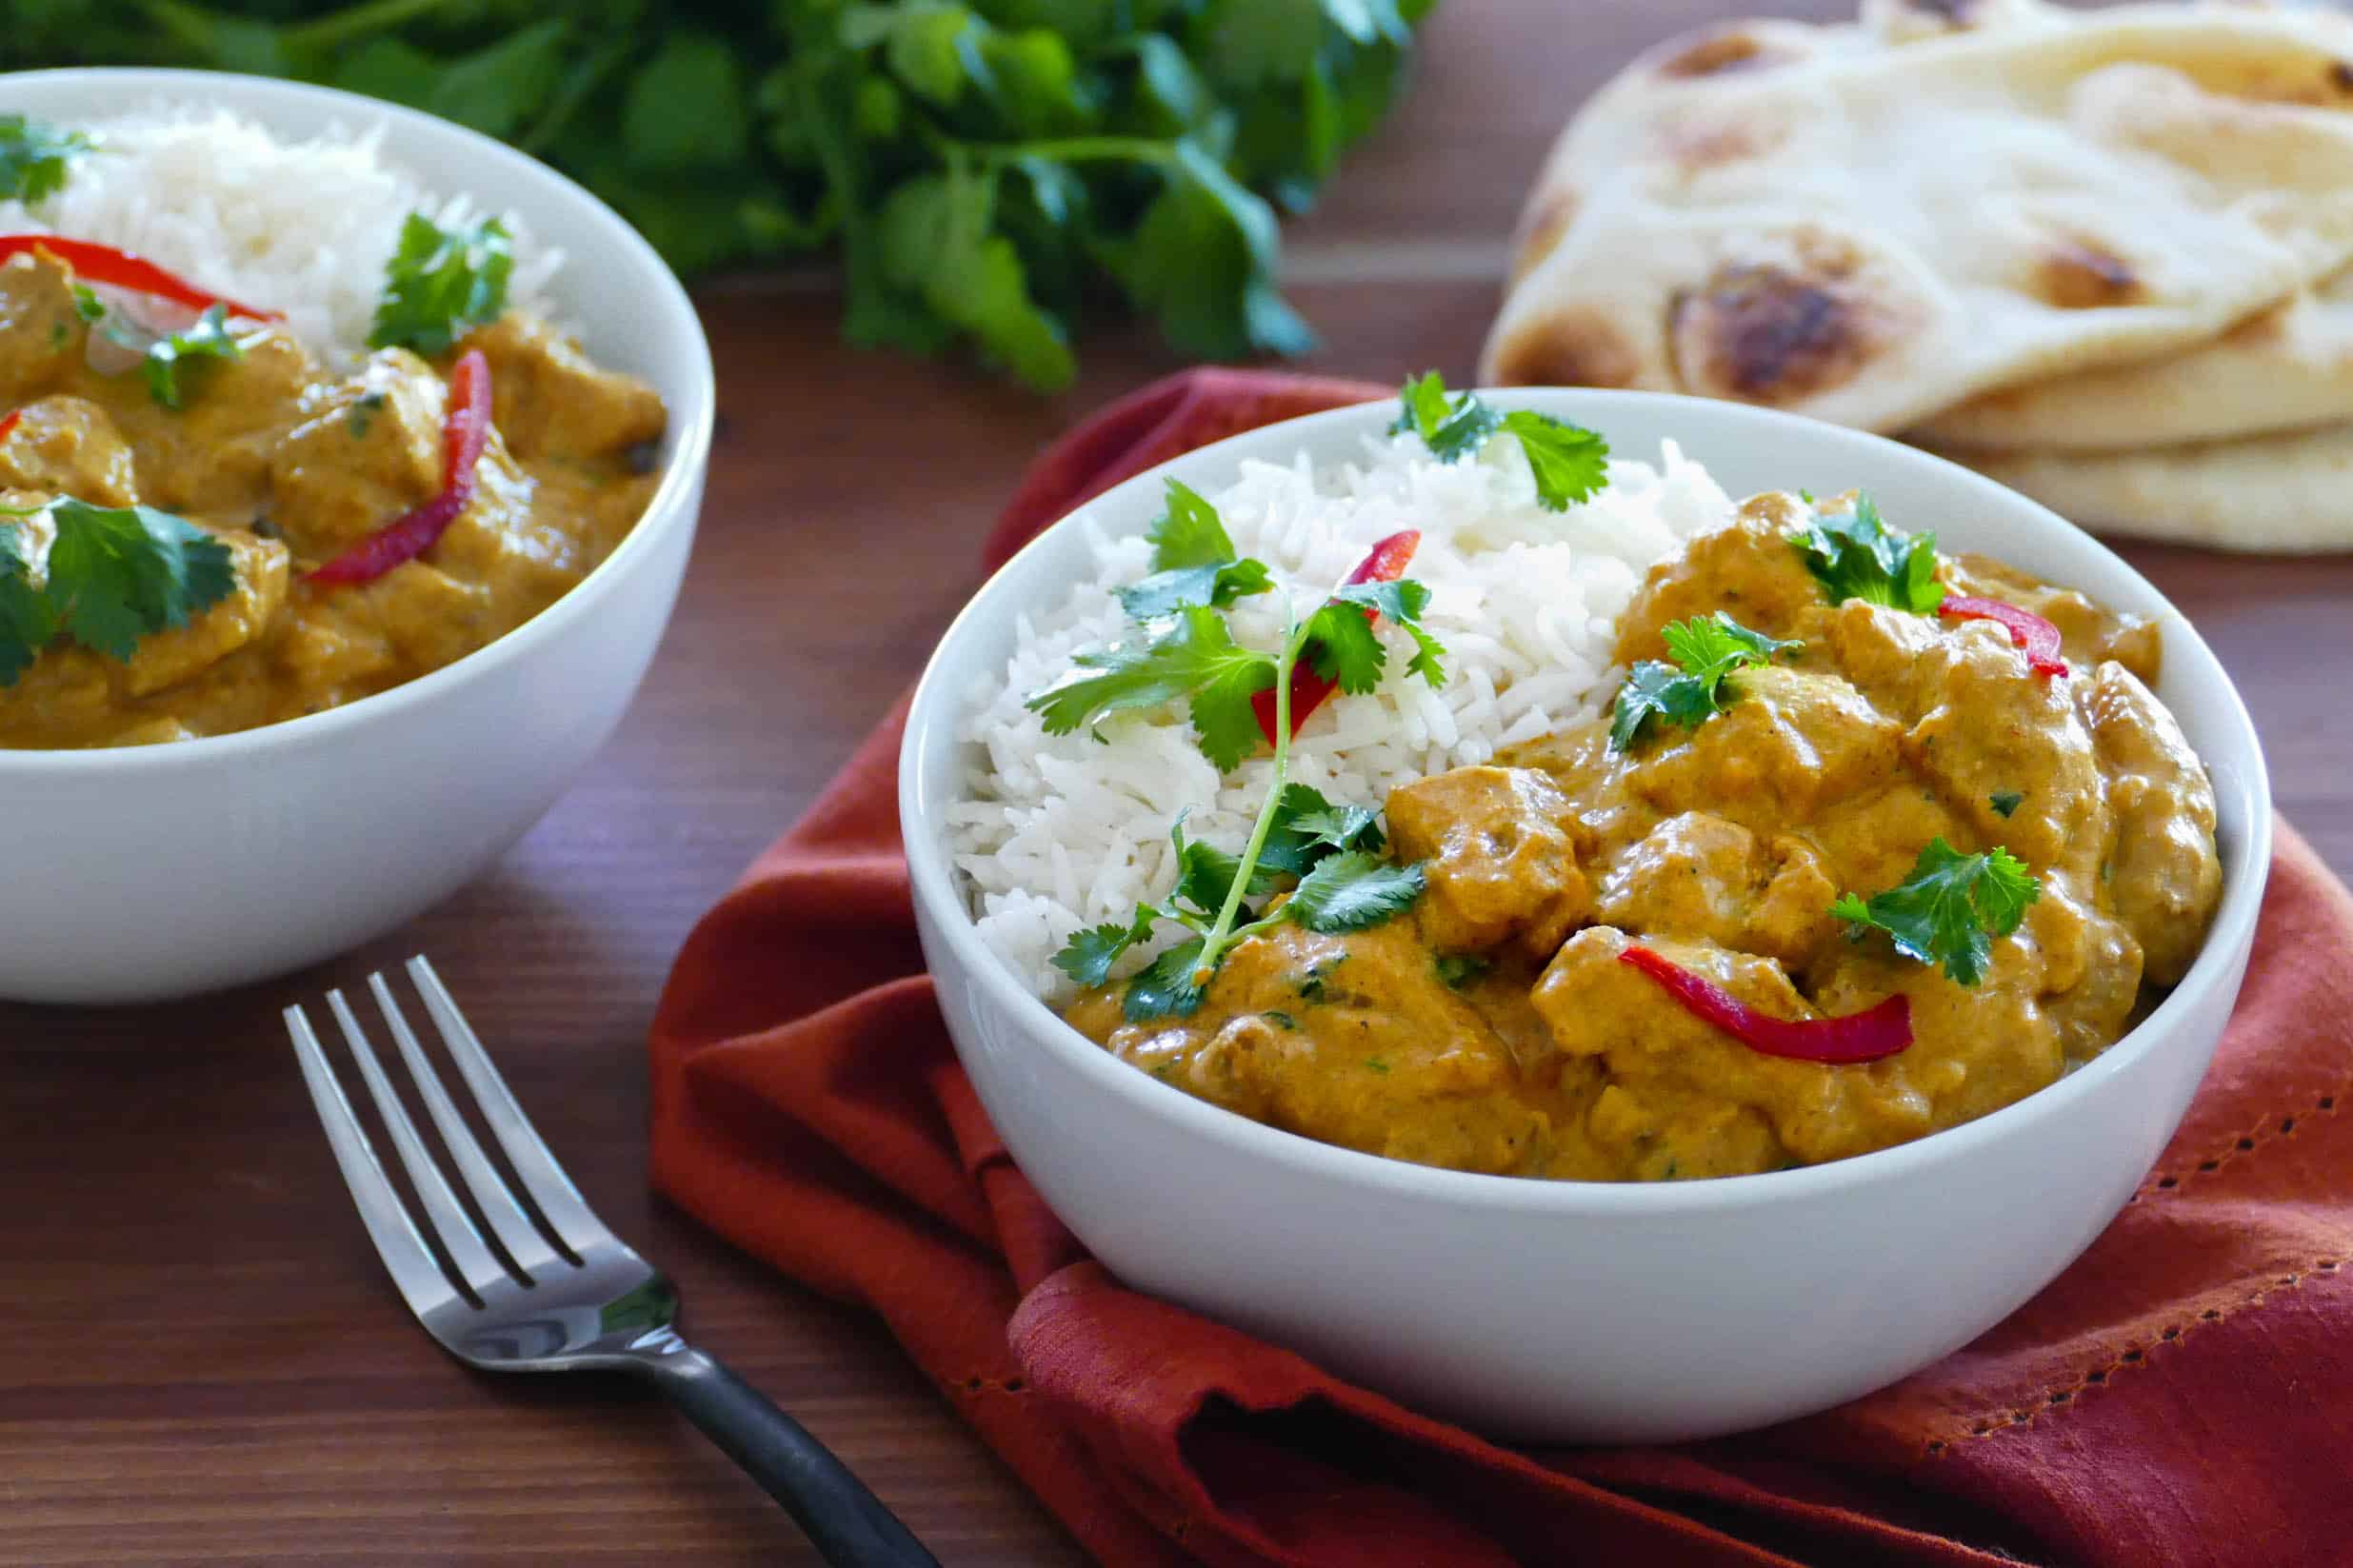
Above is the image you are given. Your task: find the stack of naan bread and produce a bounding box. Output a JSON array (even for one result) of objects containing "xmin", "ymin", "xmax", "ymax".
[{"xmin": 1481, "ymin": 0, "xmax": 2353, "ymax": 549}]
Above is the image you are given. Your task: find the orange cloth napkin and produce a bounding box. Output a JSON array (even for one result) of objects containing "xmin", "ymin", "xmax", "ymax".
[{"xmin": 650, "ymin": 369, "xmax": 2353, "ymax": 1568}]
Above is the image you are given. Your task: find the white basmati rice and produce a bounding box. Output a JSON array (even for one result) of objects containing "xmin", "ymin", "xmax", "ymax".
[
  {"xmin": 952, "ymin": 429, "xmax": 1739, "ymax": 1001},
  {"xmin": 0, "ymin": 105, "xmax": 560, "ymax": 360}
]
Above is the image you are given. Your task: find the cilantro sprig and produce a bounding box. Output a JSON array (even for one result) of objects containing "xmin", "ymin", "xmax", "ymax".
[
  {"xmin": 1029, "ymin": 482, "xmax": 1446, "ymax": 1021},
  {"xmin": 1390, "ymin": 370, "xmax": 1610, "ymax": 511},
  {"xmin": 0, "ymin": 498, "xmax": 236, "ymax": 685},
  {"xmin": 1609, "ymin": 612, "xmax": 1801, "ymax": 752},
  {"xmin": 142, "ymin": 305, "xmax": 244, "ymax": 410},
  {"xmin": 1795, "ymin": 494, "xmax": 1944, "ymax": 613},
  {"xmin": 1831, "ymin": 838, "xmax": 2041, "ymax": 986},
  {"xmin": 1050, "ymin": 784, "xmax": 1417, "ymax": 1021},
  {"xmin": 0, "ymin": 114, "xmax": 97, "ymax": 204},
  {"xmin": 369, "ymin": 212, "xmax": 513, "ymax": 356}
]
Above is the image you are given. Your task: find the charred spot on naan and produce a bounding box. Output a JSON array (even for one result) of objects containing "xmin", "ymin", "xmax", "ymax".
[
  {"xmin": 1647, "ymin": 26, "xmax": 1799, "ymax": 80},
  {"xmin": 1656, "ymin": 111, "xmax": 1785, "ymax": 172},
  {"xmin": 1667, "ymin": 237, "xmax": 1920, "ymax": 406},
  {"xmin": 1509, "ymin": 188, "xmax": 1578, "ymax": 285},
  {"xmin": 2036, "ymin": 239, "xmax": 2144, "ymax": 310},
  {"xmin": 1486, "ymin": 307, "xmax": 1645, "ymax": 390}
]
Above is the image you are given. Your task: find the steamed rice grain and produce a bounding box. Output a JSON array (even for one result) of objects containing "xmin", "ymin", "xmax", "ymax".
[{"xmin": 953, "ymin": 429, "xmax": 1737, "ymax": 1002}]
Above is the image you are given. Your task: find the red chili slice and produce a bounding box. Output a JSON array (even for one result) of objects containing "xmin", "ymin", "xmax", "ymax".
[
  {"xmin": 1938, "ymin": 595, "xmax": 2068, "ymax": 679},
  {"xmin": 1251, "ymin": 528, "xmax": 1422, "ymax": 746},
  {"xmin": 1619, "ymin": 944, "xmax": 1913, "ymax": 1063},
  {"xmin": 309, "ymin": 349, "xmax": 492, "ymax": 587},
  {"xmin": 0, "ymin": 409, "xmax": 20, "ymax": 445},
  {"xmin": 0, "ymin": 235, "xmax": 282, "ymax": 323}
]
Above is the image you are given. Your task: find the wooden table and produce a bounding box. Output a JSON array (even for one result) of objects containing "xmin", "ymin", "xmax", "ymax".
[{"xmin": 6, "ymin": 5, "xmax": 2348, "ymax": 1563}]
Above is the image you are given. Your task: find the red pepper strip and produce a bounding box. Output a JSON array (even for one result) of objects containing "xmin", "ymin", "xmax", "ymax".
[
  {"xmin": 0, "ymin": 236, "xmax": 283, "ymax": 323},
  {"xmin": 1938, "ymin": 595, "xmax": 2068, "ymax": 679},
  {"xmin": 309, "ymin": 349, "xmax": 492, "ymax": 586},
  {"xmin": 1251, "ymin": 528, "xmax": 1423, "ymax": 746},
  {"xmin": 1620, "ymin": 944, "xmax": 1913, "ymax": 1063},
  {"xmin": 0, "ymin": 409, "xmax": 20, "ymax": 445}
]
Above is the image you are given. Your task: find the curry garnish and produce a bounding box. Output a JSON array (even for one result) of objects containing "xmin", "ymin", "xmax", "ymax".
[
  {"xmin": 310, "ymin": 349, "xmax": 494, "ymax": 586},
  {"xmin": 369, "ymin": 212, "xmax": 513, "ymax": 356},
  {"xmin": 1830, "ymin": 838, "xmax": 2042, "ymax": 986},
  {"xmin": 0, "ymin": 115, "xmax": 97, "ymax": 204},
  {"xmin": 1989, "ymin": 790, "xmax": 2024, "ymax": 818},
  {"xmin": 1434, "ymin": 953, "xmax": 1488, "ymax": 990},
  {"xmin": 1391, "ymin": 370, "xmax": 1610, "ymax": 511},
  {"xmin": 1940, "ymin": 595, "xmax": 2069, "ymax": 679},
  {"xmin": 1619, "ymin": 944, "xmax": 1914, "ymax": 1063},
  {"xmin": 1254, "ymin": 527, "xmax": 1424, "ymax": 744},
  {"xmin": 1795, "ymin": 493, "xmax": 1944, "ymax": 613},
  {"xmin": 0, "ymin": 497, "xmax": 235, "ymax": 685},
  {"xmin": 142, "ymin": 305, "xmax": 244, "ymax": 410},
  {"xmin": 1608, "ymin": 611, "xmax": 1802, "ymax": 752},
  {"xmin": 1031, "ymin": 481, "xmax": 1448, "ymax": 1021}
]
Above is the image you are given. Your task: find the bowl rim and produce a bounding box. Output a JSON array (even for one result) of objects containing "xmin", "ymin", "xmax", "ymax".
[
  {"xmin": 0, "ymin": 66, "xmax": 717, "ymax": 773},
  {"xmin": 901, "ymin": 386, "xmax": 2276, "ymax": 1216}
]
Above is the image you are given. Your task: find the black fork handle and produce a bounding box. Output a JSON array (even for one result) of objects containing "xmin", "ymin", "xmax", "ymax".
[{"xmin": 648, "ymin": 1348, "xmax": 941, "ymax": 1565}]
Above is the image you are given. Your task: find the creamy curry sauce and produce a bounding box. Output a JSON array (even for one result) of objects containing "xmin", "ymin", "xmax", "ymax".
[
  {"xmin": 1067, "ymin": 492, "xmax": 2223, "ymax": 1181},
  {"xmin": 0, "ymin": 252, "xmax": 664, "ymax": 748}
]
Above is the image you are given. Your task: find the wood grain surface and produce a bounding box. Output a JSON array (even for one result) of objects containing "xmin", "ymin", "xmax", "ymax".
[{"xmin": 5, "ymin": 3, "xmax": 2349, "ymax": 1563}]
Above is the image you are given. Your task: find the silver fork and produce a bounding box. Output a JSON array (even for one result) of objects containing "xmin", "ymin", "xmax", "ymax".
[{"xmin": 285, "ymin": 955, "xmax": 939, "ymax": 1567}]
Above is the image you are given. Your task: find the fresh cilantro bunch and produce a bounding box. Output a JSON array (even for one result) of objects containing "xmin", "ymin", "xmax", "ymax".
[
  {"xmin": 1609, "ymin": 612, "xmax": 1801, "ymax": 752},
  {"xmin": 3, "ymin": 2, "xmax": 1439, "ymax": 391},
  {"xmin": 1391, "ymin": 370, "xmax": 1610, "ymax": 511},
  {"xmin": 370, "ymin": 213, "xmax": 513, "ymax": 356},
  {"xmin": 0, "ymin": 499, "xmax": 236, "ymax": 685},
  {"xmin": 1831, "ymin": 838, "xmax": 2041, "ymax": 986},
  {"xmin": 1027, "ymin": 477, "xmax": 1446, "ymax": 1019},
  {"xmin": 1795, "ymin": 494, "xmax": 1944, "ymax": 613},
  {"xmin": 0, "ymin": 113, "xmax": 97, "ymax": 202}
]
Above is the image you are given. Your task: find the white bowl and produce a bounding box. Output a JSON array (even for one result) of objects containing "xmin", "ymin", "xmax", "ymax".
[
  {"xmin": 0, "ymin": 70, "xmax": 713, "ymax": 1004},
  {"xmin": 902, "ymin": 389, "xmax": 2272, "ymax": 1443}
]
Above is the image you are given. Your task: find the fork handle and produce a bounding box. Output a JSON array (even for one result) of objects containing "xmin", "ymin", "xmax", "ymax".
[{"xmin": 651, "ymin": 1348, "xmax": 941, "ymax": 1566}]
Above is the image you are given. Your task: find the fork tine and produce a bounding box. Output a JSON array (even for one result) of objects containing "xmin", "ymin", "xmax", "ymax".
[
  {"xmin": 326, "ymin": 987, "xmax": 510, "ymax": 1297},
  {"xmin": 368, "ymin": 973, "xmax": 564, "ymax": 1277},
  {"xmin": 284, "ymin": 1003, "xmax": 463, "ymax": 1319},
  {"xmin": 406, "ymin": 955, "xmax": 613, "ymax": 1258}
]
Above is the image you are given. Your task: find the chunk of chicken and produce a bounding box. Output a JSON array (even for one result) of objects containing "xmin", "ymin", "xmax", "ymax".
[
  {"xmin": 0, "ymin": 396, "xmax": 139, "ymax": 505},
  {"xmin": 461, "ymin": 314, "xmax": 666, "ymax": 463},
  {"xmin": 1386, "ymin": 764, "xmax": 1590, "ymax": 959},
  {"xmin": 2082, "ymin": 661, "xmax": 2222, "ymax": 985},
  {"xmin": 1612, "ymin": 492, "xmax": 1825, "ymax": 664},
  {"xmin": 268, "ymin": 350, "xmax": 444, "ymax": 556},
  {"xmin": 0, "ymin": 253, "xmax": 85, "ymax": 400}
]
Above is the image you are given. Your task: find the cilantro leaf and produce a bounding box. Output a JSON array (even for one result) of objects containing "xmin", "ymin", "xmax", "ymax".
[
  {"xmin": 1257, "ymin": 783, "xmax": 1384, "ymax": 877},
  {"xmin": 1026, "ymin": 605, "xmax": 1277, "ymax": 770},
  {"xmin": 1125, "ymin": 937, "xmax": 1208, "ymax": 1021},
  {"xmin": 0, "ymin": 114, "xmax": 97, "ymax": 204},
  {"xmin": 71, "ymin": 284, "xmax": 105, "ymax": 324},
  {"xmin": 142, "ymin": 305, "xmax": 244, "ymax": 410},
  {"xmin": 1434, "ymin": 953, "xmax": 1487, "ymax": 989},
  {"xmin": 1794, "ymin": 494, "xmax": 1945, "ymax": 614},
  {"xmin": 0, "ymin": 526, "xmax": 58, "ymax": 686},
  {"xmin": 1049, "ymin": 904, "xmax": 1162, "ymax": 989},
  {"xmin": 1286, "ymin": 850, "xmax": 1426, "ymax": 933},
  {"xmin": 1392, "ymin": 369, "xmax": 1501, "ymax": 462},
  {"xmin": 1116, "ymin": 557, "xmax": 1273, "ymax": 621},
  {"xmin": 369, "ymin": 212, "xmax": 513, "ymax": 356},
  {"xmin": 1609, "ymin": 612, "xmax": 1800, "ymax": 752},
  {"xmin": 1498, "ymin": 409, "xmax": 1609, "ymax": 510},
  {"xmin": 1305, "ymin": 578, "xmax": 1445, "ymax": 694},
  {"xmin": 1175, "ymin": 836, "xmax": 1280, "ymax": 913},
  {"xmin": 0, "ymin": 499, "xmax": 237, "ymax": 680},
  {"xmin": 1831, "ymin": 838, "xmax": 2042, "ymax": 986},
  {"xmin": 1989, "ymin": 790, "xmax": 2024, "ymax": 818},
  {"xmin": 1147, "ymin": 478, "xmax": 1235, "ymax": 569}
]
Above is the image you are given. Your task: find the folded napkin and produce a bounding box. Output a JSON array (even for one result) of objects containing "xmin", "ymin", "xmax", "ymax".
[{"xmin": 649, "ymin": 368, "xmax": 2353, "ymax": 1568}]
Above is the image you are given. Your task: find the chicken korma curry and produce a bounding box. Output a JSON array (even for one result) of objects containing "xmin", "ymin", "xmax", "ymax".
[
  {"xmin": 0, "ymin": 239, "xmax": 662, "ymax": 749},
  {"xmin": 1030, "ymin": 384, "xmax": 2222, "ymax": 1182}
]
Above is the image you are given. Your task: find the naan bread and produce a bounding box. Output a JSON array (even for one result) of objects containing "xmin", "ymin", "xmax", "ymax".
[
  {"xmin": 1483, "ymin": 0, "xmax": 2353, "ymax": 435},
  {"xmin": 1913, "ymin": 263, "xmax": 2353, "ymax": 449},
  {"xmin": 1930, "ymin": 424, "xmax": 2353, "ymax": 551}
]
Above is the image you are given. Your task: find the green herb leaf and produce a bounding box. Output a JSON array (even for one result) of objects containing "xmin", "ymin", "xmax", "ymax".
[
  {"xmin": 0, "ymin": 498, "xmax": 236, "ymax": 681},
  {"xmin": 1831, "ymin": 837, "xmax": 2042, "ymax": 986},
  {"xmin": 1048, "ymin": 904, "xmax": 1161, "ymax": 989},
  {"xmin": 369, "ymin": 212, "xmax": 513, "ymax": 357},
  {"xmin": 1794, "ymin": 494, "xmax": 1945, "ymax": 614},
  {"xmin": 1989, "ymin": 790, "xmax": 2024, "ymax": 819},
  {"xmin": 70, "ymin": 284, "xmax": 104, "ymax": 324},
  {"xmin": 1117, "ymin": 140, "xmax": 1315, "ymax": 362},
  {"xmin": 1392, "ymin": 369, "xmax": 1501, "ymax": 462},
  {"xmin": 0, "ymin": 114, "xmax": 96, "ymax": 204},
  {"xmin": 1609, "ymin": 612, "xmax": 1799, "ymax": 752},
  {"xmin": 1286, "ymin": 849, "xmax": 1426, "ymax": 933},
  {"xmin": 1256, "ymin": 783, "xmax": 1383, "ymax": 876},
  {"xmin": 141, "ymin": 305, "xmax": 243, "ymax": 410},
  {"xmin": 1175, "ymin": 836, "xmax": 1280, "ymax": 913},
  {"xmin": 1434, "ymin": 953, "xmax": 1487, "ymax": 989},
  {"xmin": 1117, "ymin": 557, "xmax": 1274, "ymax": 621},
  {"xmin": 1026, "ymin": 605, "xmax": 1277, "ymax": 770},
  {"xmin": 1499, "ymin": 409, "xmax": 1609, "ymax": 510},
  {"xmin": 1146, "ymin": 478, "xmax": 1235, "ymax": 569},
  {"xmin": 1125, "ymin": 937, "xmax": 1207, "ymax": 1020},
  {"xmin": 1305, "ymin": 578, "xmax": 1445, "ymax": 693}
]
